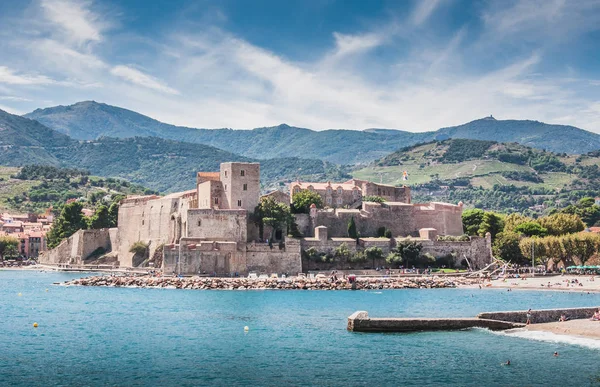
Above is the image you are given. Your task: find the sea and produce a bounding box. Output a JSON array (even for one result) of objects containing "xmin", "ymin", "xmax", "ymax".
[{"xmin": 2, "ymin": 271, "xmax": 600, "ymax": 386}]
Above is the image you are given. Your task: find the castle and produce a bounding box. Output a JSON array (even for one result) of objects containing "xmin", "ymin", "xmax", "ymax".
[{"xmin": 40, "ymin": 162, "xmax": 492, "ymax": 273}]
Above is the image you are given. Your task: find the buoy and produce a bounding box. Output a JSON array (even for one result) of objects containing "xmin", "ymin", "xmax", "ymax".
[
  {"xmin": 244, "ymin": 326, "xmax": 249, "ymax": 332},
  {"xmin": 33, "ymin": 322, "xmax": 38, "ymax": 328},
  {"xmin": 45, "ymin": 289, "xmax": 48, "ymax": 292},
  {"xmin": 18, "ymin": 293, "xmax": 22, "ymax": 297}
]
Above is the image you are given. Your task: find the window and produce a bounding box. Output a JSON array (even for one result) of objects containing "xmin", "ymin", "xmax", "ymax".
[
  {"xmin": 293, "ymin": 186, "xmax": 300, "ymax": 194},
  {"xmin": 237, "ymin": 200, "xmax": 242, "ymax": 207},
  {"xmin": 224, "ymin": 184, "xmax": 227, "ymax": 191},
  {"xmin": 240, "ymin": 170, "xmax": 245, "ymax": 176},
  {"xmin": 326, "ymin": 197, "xmax": 332, "ymax": 205},
  {"xmin": 197, "ymin": 219, "xmax": 202, "ymax": 226},
  {"xmin": 225, "ymin": 171, "xmax": 227, "ymax": 177},
  {"xmin": 337, "ymin": 187, "xmax": 343, "ymax": 195},
  {"xmin": 243, "ymin": 183, "xmax": 247, "ymax": 191},
  {"xmin": 327, "ymin": 187, "xmax": 332, "ymax": 194},
  {"xmin": 214, "ymin": 197, "xmax": 219, "ymax": 205},
  {"xmin": 353, "ymin": 189, "xmax": 359, "ymax": 198},
  {"xmin": 337, "ymin": 197, "xmax": 343, "ymax": 205}
]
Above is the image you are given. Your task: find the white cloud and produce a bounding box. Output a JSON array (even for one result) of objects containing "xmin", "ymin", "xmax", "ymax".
[
  {"xmin": 110, "ymin": 65, "xmax": 180, "ymax": 95},
  {"xmin": 0, "ymin": 66, "xmax": 57, "ymax": 85},
  {"xmin": 412, "ymin": 0, "xmax": 442, "ymax": 25},
  {"xmin": 39, "ymin": 0, "xmax": 108, "ymax": 47},
  {"xmin": 0, "ymin": 96, "xmax": 33, "ymax": 102}
]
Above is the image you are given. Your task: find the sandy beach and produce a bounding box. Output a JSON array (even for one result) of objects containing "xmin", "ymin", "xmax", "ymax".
[
  {"xmin": 462, "ymin": 275, "xmax": 600, "ymax": 293},
  {"xmin": 525, "ymin": 318, "xmax": 600, "ymax": 340}
]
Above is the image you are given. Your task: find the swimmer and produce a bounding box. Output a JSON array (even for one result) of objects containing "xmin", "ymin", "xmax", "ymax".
[
  {"xmin": 504, "ymin": 360, "xmax": 511, "ymax": 366},
  {"xmin": 554, "ymin": 352, "xmax": 559, "ymax": 357}
]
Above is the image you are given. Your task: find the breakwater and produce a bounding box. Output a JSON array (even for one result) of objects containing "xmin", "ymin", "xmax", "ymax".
[
  {"xmin": 61, "ymin": 275, "xmax": 480, "ymax": 290},
  {"xmin": 347, "ymin": 311, "xmax": 525, "ymax": 332}
]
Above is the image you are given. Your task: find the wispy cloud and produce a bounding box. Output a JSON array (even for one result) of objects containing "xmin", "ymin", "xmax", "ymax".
[
  {"xmin": 412, "ymin": 0, "xmax": 442, "ymax": 25},
  {"xmin": 0, "ymin": 66, "xmax": 57, "ymax": 85},
  {"xmin": 110, "ymin": 65, "xmax": 180, "ymax": 95},
  {"xmin": 0, "ymin": 0, "xmax": 599, "ymax": 133},
  {"xmin": 39, "ymin": 0, "xmax": 108, "ymax": 47}
]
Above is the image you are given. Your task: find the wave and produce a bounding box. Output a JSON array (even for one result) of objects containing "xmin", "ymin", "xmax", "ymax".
[{"xmin": 487, "ymin": 328, "xmax": 600, "ymax": 350}]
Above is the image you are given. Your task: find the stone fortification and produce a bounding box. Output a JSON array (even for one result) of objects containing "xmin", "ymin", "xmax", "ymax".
[
  {"xmin": 39, "ymin": 228, "xmax": 116, "ymax": 265},
  {"xmin": 302, "ymin": 201, "xmax": 463, "ymax": 239},
  {"xmin": 417, "ymin": 234, "xmax": 492, "ymax": 270}
]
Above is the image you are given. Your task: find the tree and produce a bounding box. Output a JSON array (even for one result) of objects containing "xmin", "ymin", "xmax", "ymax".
[
  {"xmin": 334, "ymin": 243, "xmax": 351, "ymax": 261},
  {"xmin": 46, "ymin": 202, "xmax": 89, "ymax": 249},
  {"xmin": 538, "ymin": 213, "xmax": 585, "ymax": 236},
  {"xmin": 462, "ymin": 209, "xmax": 485, "ymax": 235},
  {"xmin": 254, "ymin": 197, "xmax": 293, "ymax": 246},
  {"xmin": 478, "ymin": 212, "xmax": 504, "ymax": 241},
  {"xmin": 347, "ymin": 216, "xmax": 358, "ymax": 239},
  {"xmin": 89, "ymin": 205, "xmax": 111, "ymax": 229},
  {"xmin": 561, "ymin": 197, "xmax": 600, "ymax": 227},
  {"xmin": 514, "ymin": 222, "xmax": 548, "ymax": 237},
  {"xmin": 503, "ymin": 213, "xmax": 533, "ymax": 233},
  {"xmin": 291, "ymin": 190, "xmax": 323, "ymax": 214},
  {"xmin": 365, "ymin": 246, "xmax": 383, "ymax": 268},
  {"xmin": 493, "ymin": 232, "xmax": 525, "ymax": 263},
  {"xmin": 0, "ymin": 236, "xmax": 18, "ymax": 260},
  {"xmin": 388, "ymin": 240, "xmax": 423, "ymax": 267},
  {"xmin": 362, "ymin": 196, "xmax": 385, "ymax": 203}
]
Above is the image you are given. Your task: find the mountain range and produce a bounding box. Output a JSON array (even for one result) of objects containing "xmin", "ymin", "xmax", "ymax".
[
  {"xmin": 25, "ymin": 101, "xmax": 600, "ymax": 163},
  {"xmin": 0, "ymin": 109, "xmax": 346, "ymax": 192}
]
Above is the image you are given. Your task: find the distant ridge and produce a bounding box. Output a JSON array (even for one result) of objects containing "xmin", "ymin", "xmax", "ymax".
[{"xmin": 25, "ymin": 101, "xmax": 600, "ymax": 162}]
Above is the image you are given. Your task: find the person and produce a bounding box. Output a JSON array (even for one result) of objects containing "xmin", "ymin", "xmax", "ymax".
[
  {"xmin": 504, "ymin": 360, "xmax": 511, "ymax": 366},
  {"xmin": 526, "ymin": 309, "xmax": 532, "ymax": 325},
  {"xmin": 590, "ymin": 310, "xmax": 600, "ymax": 321},
  {"xmin": 559, "ymin": 314, "xmax": 567, "ymax": 322},
  {"xmin": 554, "ymin": 352, "xmax": 559, "ymax": 357}
]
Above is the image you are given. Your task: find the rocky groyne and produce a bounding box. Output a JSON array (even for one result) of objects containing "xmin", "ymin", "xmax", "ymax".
[{"xmin": 61, "ymin": 275, "xmax": 480, "ymax": 290}]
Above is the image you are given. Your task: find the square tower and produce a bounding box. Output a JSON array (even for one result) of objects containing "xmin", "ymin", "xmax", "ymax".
[{"xmin": 220, "ymin": 162, "xmax": 260, "ymax": 212}]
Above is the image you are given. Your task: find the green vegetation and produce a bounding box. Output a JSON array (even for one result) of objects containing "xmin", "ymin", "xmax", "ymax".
[
  {"xmin": 254, "ymin": 197, "xmax": 294, "ymax": 245},
  {"xmin": 0, "ymin": 236, "xmax": 19, "ymax": 260},
  {"xmin": 291, "ymin": 190, "xmax": 323, "ymax": 214},
  {"xmin": 386, "ymin": 240, "xmax": 423, "ymax": 267},
  {"xmin": 347, "ymin": 216, "xmax": 358, "ymax": 239},
  {"xmin": 365, "ymin": 247, "xmax": 384, "ymax": 268},
  {"xmin": 0, "ymin": 165, "xmax": 152, "ymax": 214},
  {"xmin": 362, "ymin": 195, "xmax": 385, "ymax": 203},
  {"xmin": 519, "ymin": 233, "xmax": 600, "ymax": 266},
  {"xmin": 356, "ymin": 139, "xmax": 600, "ymax": 214},
  {"xmin": 46, "ymin": 202, "xmax": 89, "ymax": 249}
]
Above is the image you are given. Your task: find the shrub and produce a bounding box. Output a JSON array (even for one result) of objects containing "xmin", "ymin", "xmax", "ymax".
[
  {"xmin": 129, "ymin": 241, "xmax": 149, "ymax": 255},
  {"xmin": 363, "ymin": 196, "xmax": 385, "ymax": 203}
]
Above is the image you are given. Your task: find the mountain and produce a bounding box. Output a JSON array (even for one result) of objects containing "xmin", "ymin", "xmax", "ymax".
[
  {"xmin": 353, "ymin": 139, "xmax": 600, "ymax": 213},
  {"xmin": 433, "ymin": 116, "xmax": 600, "ymax": 155},
  {"xmin": 25, "ymin": 101, "xmax": 425, "ymax": 164},
  {"xmin": 0, "ymin": 108, "xmax": 347, "ymax": 192},
  {"xmin": 25, "ymin": 102, "xmax": 600, "ymax": 162}
]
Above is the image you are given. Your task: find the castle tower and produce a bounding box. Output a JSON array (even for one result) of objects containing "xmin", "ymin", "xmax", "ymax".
[{"xmin": 220, "ymin": 162, "xmax": 260, "ymax": 212}]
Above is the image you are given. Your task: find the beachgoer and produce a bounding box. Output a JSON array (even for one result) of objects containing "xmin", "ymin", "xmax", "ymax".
[
  {"xmin": 526, "ymin": 309, "xmax": 532, "ymax": 325},
  {"xmin": 559, "ymin": 314, "xmax": 567, "ymax": 322},
  {"xmin": 505, "ymin": 360, "xmax": 511, "ymax": 366},
  {"xmin": 554, "ymin": 352, "xmax": 559, "ymax": 357}
]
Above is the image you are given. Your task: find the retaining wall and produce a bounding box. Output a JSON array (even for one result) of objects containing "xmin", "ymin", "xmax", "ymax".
[{"xmin": 477, "ymin": 307, "xmax": 600, "ymax": 324}]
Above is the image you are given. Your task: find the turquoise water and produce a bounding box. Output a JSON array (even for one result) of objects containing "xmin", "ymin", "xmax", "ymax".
[{"xmin": 2, "ymin": 271, "xmax": 600, "ymax": 386}]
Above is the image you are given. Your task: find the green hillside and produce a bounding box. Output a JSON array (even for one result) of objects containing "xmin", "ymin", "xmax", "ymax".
[
  {"xmin": 0, "ymin": 108, "xmax": 348, "ymax": 192},
  {"xmin": 353, "ymin": 139, "xmax": 600, "ymax": 213},
  {"xmin": 25, "ymin": 101, "xmax": 600, "ymax": 163},
  {"xmin": 0, "ymin": 165, "xmax": 155, "ymax": 214}
]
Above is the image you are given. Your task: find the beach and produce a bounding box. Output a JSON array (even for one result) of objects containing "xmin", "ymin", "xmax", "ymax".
[
  {"xmin": 525, "ymin": 318, "xmax": 600, "ymax": 340},
  {"xmin": 462, "ymin": 274, "xmax": 600, "ymax": 292}
]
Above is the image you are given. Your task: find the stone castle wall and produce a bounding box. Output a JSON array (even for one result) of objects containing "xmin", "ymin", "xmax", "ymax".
[
  {"xmin": 186, "ymin": 209, "xmax": 248, "ymax": 242},
  {"xmin": 39, "ymin": 228, "xmax": 115, "ymax": 265},
  {"xmin": 305, "ymin": 202, "xmax": 463, "ymax": 239}
]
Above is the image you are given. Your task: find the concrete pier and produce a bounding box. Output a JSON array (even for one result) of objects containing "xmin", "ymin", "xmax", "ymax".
[{"xmin": 347, "ymin": 311, "xmax": 524, "ymax": 332}]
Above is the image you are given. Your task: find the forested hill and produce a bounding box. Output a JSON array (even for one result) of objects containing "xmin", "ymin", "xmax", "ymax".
[
  {"xmin": 25, "ymin": 101, "xmax": 422, "ymax": 164},
  {"xmin": 25, "ymin": 101, "xmax": 600, "ymax": 162},
  {"xmin": 353, "ymin": 139, "xmax": 600, "ymax": 214},
  {"xmin": 0, "ymin": 108, "xmax": 348, "ymax": 192}
]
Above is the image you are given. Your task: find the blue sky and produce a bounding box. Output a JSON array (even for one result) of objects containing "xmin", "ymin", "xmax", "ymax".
[{"xmin": 0, "ymin": 0, "xmax": 599, "ymax": 132}]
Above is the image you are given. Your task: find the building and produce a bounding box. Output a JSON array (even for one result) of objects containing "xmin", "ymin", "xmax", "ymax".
[
  {"xmin": 40, "ymin": 161, "xmax": 480, "ymax": 273},
  {"xmin": 289, "ymin": 179, "xmax": 410, "ymax": 208},
  {"xmin": 15, "ymin": 231, "xmax": 47, "ymax": 258}
]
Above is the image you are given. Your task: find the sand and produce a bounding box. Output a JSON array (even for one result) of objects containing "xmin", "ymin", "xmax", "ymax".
[
  {"xmin": 525, "ymin": 318, "xmax": 600, "ymax": 340},
  {"xmin": 461, "ymin": 274, "xmax": 600, "ymax": 293}
]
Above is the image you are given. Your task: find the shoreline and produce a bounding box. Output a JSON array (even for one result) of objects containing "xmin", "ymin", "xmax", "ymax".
[
  {"xmin": 524, "ymin": 318, "xmax": 600, "ymax": 340},
  {"xmin": 459, "ymin": 275, "xmax": 600, "ymax": 293},
  {"xmin": 59, "ymin": 275, "xmax": 481, "ymax": 290}
]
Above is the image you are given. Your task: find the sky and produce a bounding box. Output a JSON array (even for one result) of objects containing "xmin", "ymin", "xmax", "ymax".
[{"xmin": 0, "ymin": 0, "xmax": 599, "ymax": 132}]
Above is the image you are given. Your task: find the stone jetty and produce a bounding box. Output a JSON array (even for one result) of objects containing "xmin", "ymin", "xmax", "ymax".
[{"xmin": 61, "ymin": 275, "xmax": 480, "ymax": 290}]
